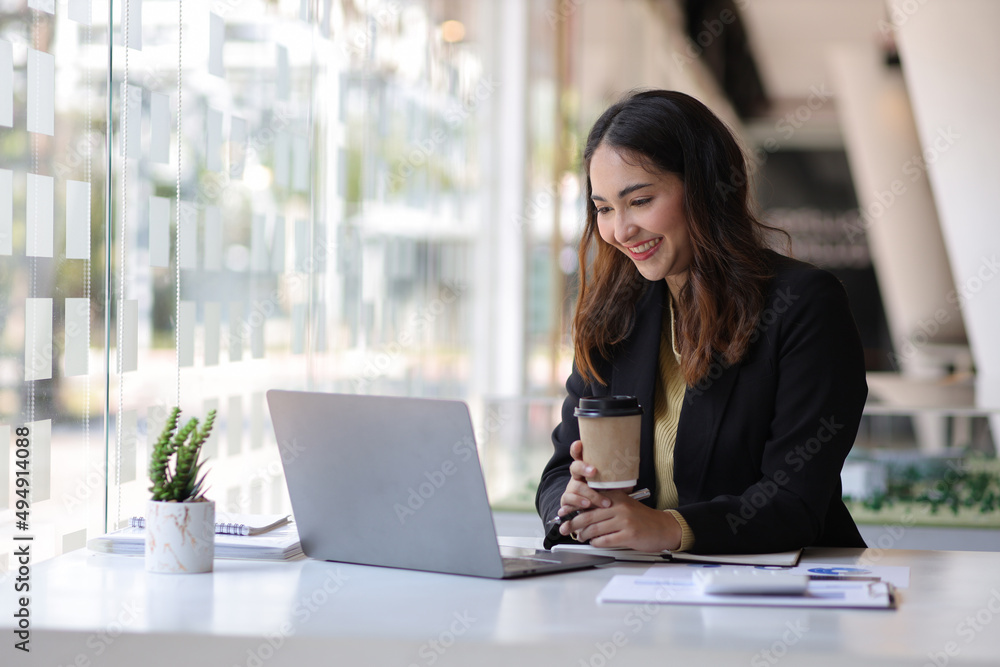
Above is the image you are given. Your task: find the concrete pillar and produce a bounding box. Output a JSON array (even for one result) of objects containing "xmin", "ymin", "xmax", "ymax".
[
  {"xmin": 829, "ymin": 44, "xmax": 968, "ymax": 452},
  {"xmin": 829, "ymin": 45, "xmax": 965, "ymax": 376},
  {"xmin": 889, "ymin": 0, "xmax": 1000, "ymax": 439}
]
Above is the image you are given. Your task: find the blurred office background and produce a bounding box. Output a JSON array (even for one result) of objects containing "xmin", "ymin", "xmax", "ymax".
[{"xmin": 1, "ymin": 0, "xmax": 998, "ymax": 565}]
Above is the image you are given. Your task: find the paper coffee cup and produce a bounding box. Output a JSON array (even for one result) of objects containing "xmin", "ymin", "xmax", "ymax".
[{"xmin": 574, "ymin": 396, "xmax": 643, "ymax": 489}]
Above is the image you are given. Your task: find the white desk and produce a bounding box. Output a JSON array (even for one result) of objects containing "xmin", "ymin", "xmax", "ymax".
[{"xmin": 4, "ymin": 544, "xmax": 1000, "ymax": 666}]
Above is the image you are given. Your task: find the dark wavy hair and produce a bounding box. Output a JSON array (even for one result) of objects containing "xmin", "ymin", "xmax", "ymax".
[{"xmin": 573, "ymin": 89, "xmax": 784, "ymax": 386}]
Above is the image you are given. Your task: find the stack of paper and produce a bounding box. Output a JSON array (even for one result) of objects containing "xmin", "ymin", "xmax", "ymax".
[
  {"xmin": 128, "ymin": 513, "xmax": 291, "ymax": 536},
  {"xmin": 87, "ymin": 522, "xmax": 303, "ymax": 561}
]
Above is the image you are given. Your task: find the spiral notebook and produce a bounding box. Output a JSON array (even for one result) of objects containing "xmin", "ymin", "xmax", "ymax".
[
  {"xmin": 88, "ymin": 521, "xmax": 303, "ymax": 561},
  {"xmin": 127, "ymin": 512, "xmax": 291, "ymax": 536}
]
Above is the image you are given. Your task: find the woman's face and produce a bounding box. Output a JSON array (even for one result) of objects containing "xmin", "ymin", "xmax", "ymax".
[{"xmin": 589, "ymin": 144, "xmax": 693, "ymax": 291}]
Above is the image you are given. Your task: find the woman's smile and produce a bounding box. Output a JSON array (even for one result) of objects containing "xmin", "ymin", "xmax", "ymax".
[{"xmin": 627, "ymin": 237, "xmax": 662, "ymax": 259}]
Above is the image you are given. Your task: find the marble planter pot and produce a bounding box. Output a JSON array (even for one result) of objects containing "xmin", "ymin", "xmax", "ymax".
[{"xmin": 144, "ymin": 499, "xmax": 215, "ymax": 573}]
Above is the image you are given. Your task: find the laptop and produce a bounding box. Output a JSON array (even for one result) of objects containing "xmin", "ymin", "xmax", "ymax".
[{"xmin": 266, "ymin": 390, "xmax": 614, "ymax": 578}]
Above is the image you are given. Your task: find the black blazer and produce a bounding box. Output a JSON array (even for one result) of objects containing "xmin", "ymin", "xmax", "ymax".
[{"xmin": 536, "ymin": 253, "xmax": 868, "ymax": 553}]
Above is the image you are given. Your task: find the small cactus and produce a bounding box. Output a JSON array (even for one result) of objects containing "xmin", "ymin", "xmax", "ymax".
[{"xmin": 148, "ymin": 407, "xmax": 215, "ymax": 502}]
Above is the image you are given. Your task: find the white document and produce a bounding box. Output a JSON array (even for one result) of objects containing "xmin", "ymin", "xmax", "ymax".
[{"xmin": 598, "ymin": 574, "xmax": 895, "ymax": 610}]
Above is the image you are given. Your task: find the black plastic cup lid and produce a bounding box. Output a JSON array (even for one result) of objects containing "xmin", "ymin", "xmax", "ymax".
[{"xmin": 574, "ymin": 395, "xmax": 643, "ymax": 418}]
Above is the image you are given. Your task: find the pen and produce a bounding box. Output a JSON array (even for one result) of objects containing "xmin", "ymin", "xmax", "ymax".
[{"xmin": 546, "ymin": 488, "xmax": 651, "ymax": 526}]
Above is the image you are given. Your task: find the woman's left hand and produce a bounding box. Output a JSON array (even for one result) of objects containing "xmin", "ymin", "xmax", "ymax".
[{"xmin": 561, "ymin": 489, "xmax": 682, "ymax": 552}]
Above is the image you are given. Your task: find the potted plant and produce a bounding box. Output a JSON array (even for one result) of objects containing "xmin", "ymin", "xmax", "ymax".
[{"xmin": 145, "ymin": 407, "xmax": 217, "ymax": 573}]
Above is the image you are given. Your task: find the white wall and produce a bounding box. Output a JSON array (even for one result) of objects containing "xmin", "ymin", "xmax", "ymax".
[{"xmin": 890, "ymin": 0, "xmax": 1000, "ymax": 409}]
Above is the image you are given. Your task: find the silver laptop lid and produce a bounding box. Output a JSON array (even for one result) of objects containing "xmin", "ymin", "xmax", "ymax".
[{"xmin": 267, "ymin": 390, "xmax": 506, "ymax": 578}]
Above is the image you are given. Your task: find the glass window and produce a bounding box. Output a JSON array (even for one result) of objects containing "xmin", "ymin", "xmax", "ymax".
[{"xmin": 1, "ymin": 0, "xmax": 514, "ymax": 567}]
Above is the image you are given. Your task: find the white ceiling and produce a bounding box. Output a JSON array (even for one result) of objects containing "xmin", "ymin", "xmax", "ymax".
[
  {"xmin": 739, "ymin": 0, "xmax": 890, "ymax": 101},
  {"xmin": 736, "ymin": 0, "xmax": 892, "ymax": 146}
]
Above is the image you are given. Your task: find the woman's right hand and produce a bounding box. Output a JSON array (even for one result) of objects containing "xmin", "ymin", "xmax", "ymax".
[{"xmin": 556, "ymin": 440, "xmax": 611, "ymax": 533}]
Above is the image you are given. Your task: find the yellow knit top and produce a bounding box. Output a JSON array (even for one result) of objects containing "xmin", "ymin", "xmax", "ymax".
[{"xmin": 653, "ymin": 296, "xmax": 696, "ymax": 551}]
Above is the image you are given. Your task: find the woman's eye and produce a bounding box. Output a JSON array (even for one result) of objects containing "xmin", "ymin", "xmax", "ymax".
[
  {"xmin": 595, "ymin": 206, "xmax": 612, "ymax": 215},
  {"xmin": 632, "ymin": 198, "xmax": 651, "ymax": 207}
]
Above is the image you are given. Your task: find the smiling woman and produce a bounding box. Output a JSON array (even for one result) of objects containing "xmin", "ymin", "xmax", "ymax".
[
  {"xmin": 536, "ymin": 90, "xmax": 870, "ymax": 555},
  {"xmin": 574, "ymin": 90, "xmax": 781, "ymax": 389},
  {"xmin": 589, "ymin": 148, "xmax": 693, "ymax": 290}
]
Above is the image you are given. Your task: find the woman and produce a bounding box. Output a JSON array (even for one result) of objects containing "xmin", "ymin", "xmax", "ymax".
[{"xmin": 536, "ymin": 90, "xmax": 868, "ymax": 554}]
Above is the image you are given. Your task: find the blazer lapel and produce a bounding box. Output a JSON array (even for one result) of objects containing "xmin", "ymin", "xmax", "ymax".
[{"xmin": 676, "ymin": 354, "xmax": 742, "ymax": 502}]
